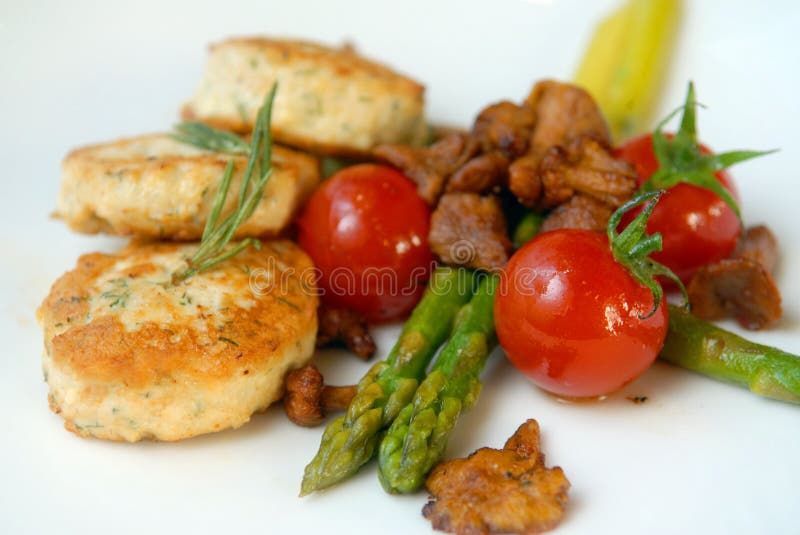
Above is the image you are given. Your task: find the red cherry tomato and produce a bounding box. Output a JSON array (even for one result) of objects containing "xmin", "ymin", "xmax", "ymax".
[
  {"xmin": 297, "ymin": 164, "xmax": 433, "ymax": 323},
  {"xmin": 494, "ymin": 229, "xmax": 668, "ymax": 399},
  {"xmin": 614, "ymin": 134, "xmax": 741, "ymax": 283}
]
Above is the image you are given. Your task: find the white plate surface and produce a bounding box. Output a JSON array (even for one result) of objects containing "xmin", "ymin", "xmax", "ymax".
[{"xmin": 1, "ymin": 1, "xmax": 799, "ymax": 534}]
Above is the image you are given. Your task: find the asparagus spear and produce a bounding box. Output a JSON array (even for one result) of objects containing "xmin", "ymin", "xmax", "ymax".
[
  {"xmin": 300, "ymin": 267, "xmax": 473, "ymax": 495},
  {"xmin": 512, "ymin": 212, "xmax": 544, "ymax": 249},
  {"xmin": 378, "ymin": 274, "xmax": 499, "ymax": 494},
  {"xmin": 661, "ymin": 305, "xmax": 800, "ymax": 404}
]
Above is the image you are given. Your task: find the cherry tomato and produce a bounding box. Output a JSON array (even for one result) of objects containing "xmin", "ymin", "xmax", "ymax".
[
  {"xmin": 494, "ymin": 229, "xmax": 668, "ymax": 399},
  {"xmin": 297, "ymin": 164, "xmax": 433, "ymax": 323},
  {"xmin": 614, "ymin": 133, "xmax": 741, "ymax": 283}
]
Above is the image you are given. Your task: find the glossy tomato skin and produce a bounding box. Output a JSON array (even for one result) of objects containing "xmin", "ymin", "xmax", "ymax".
[
  {"xmin": 297, "ymin": 164, "xmax": 433, "ymax": 323},
  {"xmin": 494, "ymin": 229, "xmax": 668, "ymax": 399},
  {"xmin": 614, "ymin": 133, "xmax": 741, "ymax": 283}
]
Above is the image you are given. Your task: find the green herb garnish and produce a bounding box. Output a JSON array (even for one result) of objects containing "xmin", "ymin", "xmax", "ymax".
[
  {"xmin": 171, "ymin": 84, "xmax": 277, "ymax": 283},
  {"xmin": 275, "ymin": 296, "xmax": 301, "ymax": 312},
  {"xmin": 641, "ymin": 82, "xmax": 776, "ymax": 230},
  {"xmin": 608, "ymin": 190, "xmax": 687, "ymax": 319},
  {"xmin": 218, "ymin": 337, "xmax": 239, "ymax": 347},
  {"xmin": 100, "ymin": 278, "xmax": 131, "ymax": 309},
  {"xmin": 171, "ymin": 122, "xmax": 249, "ymax": 155}
]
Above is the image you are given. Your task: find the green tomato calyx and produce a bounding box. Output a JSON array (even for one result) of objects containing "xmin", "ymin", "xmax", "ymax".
[{"xmin": 608, "ymin": 190, "xmax": 687, "ymax": 320}]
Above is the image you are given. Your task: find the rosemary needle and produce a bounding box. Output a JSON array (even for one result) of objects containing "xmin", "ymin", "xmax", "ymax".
[
  {"xmin": 171, "ymin": 121, "xmax": 250, "ymax": 155},
  {"xmin": 171, "ymin": 83, "xmax": 278, "ymax": 282}
]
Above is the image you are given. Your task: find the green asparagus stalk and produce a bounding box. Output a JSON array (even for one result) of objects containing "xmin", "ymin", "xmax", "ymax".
[
  {"xmin": 320, "ymin": 156, "xmax": 357, "ymax": 178},
  {"xmin": 661, "ymin": 305, "xmax": 800, "ymax": 404},
  {"xmin": 377, "ymin": 274, "xmax": 499, "ymax": 494},
  {"xmin": 300, "ymin": 267, "xmax": 473, "ymax": 495},
  {"xmin": 512, "ymin": 212, "xmax": 544, "ymax": 249}
]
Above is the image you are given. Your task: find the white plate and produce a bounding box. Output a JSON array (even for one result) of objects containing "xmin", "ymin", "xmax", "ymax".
[{"xmin": 2, "ymin": 1, "xmax": 799, "ymax": 533}]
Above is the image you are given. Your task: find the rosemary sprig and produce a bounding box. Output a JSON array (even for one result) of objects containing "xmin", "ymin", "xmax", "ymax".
[
  {"xmin": 171, "ymin": 83, "xmax": 277, "ymax": 283},
  {"xmin": 171, "ymin": 122, "xmax": 249, "ymax": 155}
]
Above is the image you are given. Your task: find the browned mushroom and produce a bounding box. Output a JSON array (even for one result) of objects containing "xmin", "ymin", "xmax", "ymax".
[
  {"xmin": 374, "ymin": 133, "xmax": 479, "ymax": 204},
  {"xmin": 687, "ymin": 258, "xmax": 782, "ymax": 330},
  {"xmin": 524, "ymin": 80, "xmax": 612, "ymax": 164},
  {"xmin": 540, "ymin": 194, "xmax": 614, "ymax": 234},
  {"xmin": 535, "ymin": 135, "xmax": 637, "ymax": 210},
  {"xmin": 423, "ymin": 419, "xmax": 570, "ymax": 535},
  {"xmin": 283, "ymin": 364, "xmax": 357, "ymax": 427},
  {"xmin": 508, "ymin": 80, "xmax": 628, "ymax": 210},
  {"xmin": 733, "ymin": 224, "xmax": 779, "ymax": 272},
  {"xmin": 446, "ymin": 151, "xmax": 509, "ymax": 194},
  {"xmin": 471, "ymin": 100, "xmax": 536, "ymax": 159},
  {"xmin": 428, "ymin": 192, "xmax": 512, "ymax": 272},
  {"xmin": 507, "ymin": 155, "xmax": 542, "ymax": 207},
  {"xmin": 377, "ymin": 80, "xmax": 637, "ymax": 278},
  {"xmin": 316, "ymin": 305, "xmax": 376, "ymax": 360},
  {"xmin": 687, "ymin": 224, "xmax": 783, "ymax": 330}
]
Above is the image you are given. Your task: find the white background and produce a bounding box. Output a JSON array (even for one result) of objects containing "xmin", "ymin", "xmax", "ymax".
[{"xmin": 1, "ymin": 1, "xmax": 799, "ymax": 533}]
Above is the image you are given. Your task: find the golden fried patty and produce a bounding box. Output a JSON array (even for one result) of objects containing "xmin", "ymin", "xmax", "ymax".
[
  {"xmin": 37, "ymin": 240, "xmax": 317, "ymax": 442},
  {"xmin": 56, "ymin": 134, "xmax": 320, "ymax": 239},
  {"xmin": 182, "ymin": 37, "xmax": 428, "ymax": 158}
]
